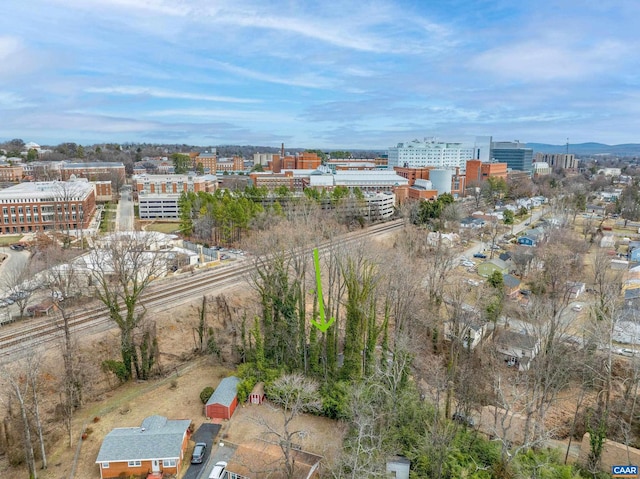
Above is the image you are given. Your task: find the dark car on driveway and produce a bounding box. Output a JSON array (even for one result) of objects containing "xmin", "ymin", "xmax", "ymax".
[
  {"xmin": 191, "ymin": 443, "xmax": 207, "ymax": 464},
  {"xmin": 473, "ymin": 253, "xmax": 487, "ymax": 259}
]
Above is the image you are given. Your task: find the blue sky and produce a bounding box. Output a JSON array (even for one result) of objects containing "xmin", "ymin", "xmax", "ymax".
[{"xmin": 1, "ymin": 0, "xmax": 639, "ymax": 149}]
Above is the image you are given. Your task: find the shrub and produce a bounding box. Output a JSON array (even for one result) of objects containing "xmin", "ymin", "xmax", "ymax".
[
  {"xmin": 237, "ymin": 377, "xmax": 257, "ymax": 403},
  {"xmin": 200, "ymin": 386, "xmax": 214, "ymax": 404},
  {"xmin": 102, "ymin": 359, "xmax": 128, "ymax": 383}
]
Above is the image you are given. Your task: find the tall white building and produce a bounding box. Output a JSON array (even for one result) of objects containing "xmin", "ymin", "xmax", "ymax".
[{"xmin": 388, "ymin": 137, "xmax": 490, "ymax": 169}]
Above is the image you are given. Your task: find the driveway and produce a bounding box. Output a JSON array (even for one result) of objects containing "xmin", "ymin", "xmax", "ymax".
[{"xmin": 184, "ymin": 423, "xmax": 221, "ymax": 479}]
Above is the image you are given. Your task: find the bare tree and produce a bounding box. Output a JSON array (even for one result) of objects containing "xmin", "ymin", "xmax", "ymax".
[
  {"xmin": 86, "ymin": 232, "xmax": 167, "ymax": 380},
  {"xmin": 0, "ymin": 353, "xmax": 48, "ymax": 477},
  {"xmin": 39, "ymin": 247, "xmax": 85, "ymax": 445},
  {"xmin": 256, "ymin": 374, "xmax": 322, "ymax": 479},
  {"xmin": 2, "ymin": 261, "xmax": 37, "ymax": 319}
]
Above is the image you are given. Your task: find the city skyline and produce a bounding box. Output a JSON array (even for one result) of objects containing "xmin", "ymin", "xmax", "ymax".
[{"xmin": 1, "ymin": 0, "xmax": 639, "ymax": 148}]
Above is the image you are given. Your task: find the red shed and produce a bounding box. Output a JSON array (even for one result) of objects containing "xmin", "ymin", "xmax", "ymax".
[
  {"xmin": 249, "ymin": 382, "xmax": 265, "ymax": 405},
  {"xmin": 205, "ymin": 376, "xmax": 240, "ymax": 420}
]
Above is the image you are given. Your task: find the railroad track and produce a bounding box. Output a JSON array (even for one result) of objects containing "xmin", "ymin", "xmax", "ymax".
[{"xmin": 0, "ymin": 220, "xmax": 404, "ymax": 362}]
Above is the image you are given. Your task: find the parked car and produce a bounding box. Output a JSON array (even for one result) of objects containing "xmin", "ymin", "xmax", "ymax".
[
  {"xmin": 209, "ymin": 461, "xmax": 228, "ymax": 479},
  {"xmin": 473, "ymin": 253, "xmax": 487, "ymax": 259},
  {"xmin": 191, "ymin": 443, "xmax": 207, "ymax": 464},
  {"xmin": 9, "ymin": 244, "xmax": 24, "ymax": 251},
  {"xmin": 572, "ymin": 304, "xmax": 583, "ymax": 312}
]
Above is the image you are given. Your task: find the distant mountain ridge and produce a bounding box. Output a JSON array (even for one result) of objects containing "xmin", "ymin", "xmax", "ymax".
[{"xmin": 527, "ymin": 142, "xmax": 640, "ymax": 156}]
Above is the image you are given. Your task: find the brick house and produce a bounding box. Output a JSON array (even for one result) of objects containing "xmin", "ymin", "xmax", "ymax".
[{"xmin": 95, "ymin": 415, "xmax": 191, "ymax": 479}]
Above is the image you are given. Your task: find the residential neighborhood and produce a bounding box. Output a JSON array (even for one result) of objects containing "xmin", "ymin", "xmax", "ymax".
[{"xmin": 3, "ymin": 132, "xmax": 640, "ymax": 479}]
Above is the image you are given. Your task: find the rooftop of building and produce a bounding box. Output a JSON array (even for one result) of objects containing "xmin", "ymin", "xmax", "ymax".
[
  {"xmin": 0, "ymin": 180, "xmax": 94, "ymax": 201},
  {"xmin": 61, "ymin": 162, "xmax": 125, "ymax": 168}
]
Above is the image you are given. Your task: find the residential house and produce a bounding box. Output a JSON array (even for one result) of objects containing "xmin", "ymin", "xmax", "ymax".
[
  {"xmin": 586, "ymin": 204, "xmax": 607, "ymax": 215},
  {"xmin": 95, "ymin": 415, "xmax": 191, "ymax": 479},
  {"xmin": 205, "ymin": 376, "xmax": 240, "ymax": 419},
  {"xmin": 426, "ymin": 232, "xmax": 459, "ymax": 247},
  {"xmin": 225, "ymin": 439, "xmax": 322, "ymax": 479},
  {"xmin": 630, "ymin": 248, "xmax": 640, "ymax": 263},
  {"xmin": 477, "ymin": 258, "xmax": 509, "ymax": 277},
  {"xmin": 600, "ymin": 235, "xmax": 616, "ymax": 249},
  {"xmin": 443, "ymin": 318, "xmax": 488, "ymax": 349},
  {"xmin": 517, "ymin": 227, "xmax": 545, "ymax": 247},
  {"xmin": 460, "ymin": 216, "xmax": 485, "ymax": 229},
  {"xmin": 494, "ymin": 328, "xmax": 541, "ymax": 371},
  {"xmin": 567, "ymin": 282, "xmax": 586, "ymax": 299},
  {"xmin": 502, "ymin": 274, "xmax": 521, "ymax": 297}
]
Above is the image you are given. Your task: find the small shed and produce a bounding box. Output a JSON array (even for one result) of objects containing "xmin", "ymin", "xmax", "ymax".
[
  {"xmin": 248, "ymin": 382, "xmax": 265, "ymax": 405},
  {"xmin": 205, "ymin": 376, "xmax": 240, "ymax": 420}
]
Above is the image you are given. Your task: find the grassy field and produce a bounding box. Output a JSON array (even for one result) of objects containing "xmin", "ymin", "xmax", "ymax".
[
  {"xmin": 144, "ymin": 222, "xmax": 180, "ymax": 234},
  {"xmin": 0, "ymin": 235, "xmax": 23, "ymax": 246}
]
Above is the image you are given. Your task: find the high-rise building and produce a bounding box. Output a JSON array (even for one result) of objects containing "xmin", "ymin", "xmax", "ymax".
[
  {"xmin": 490, "ymin": 141, "xmax": 533, "ymax": 172},
  {"xmin": 388, "ymin": 139, "xmax": 474, "ymax": 169},
  {"xmin": 534, "ymin": 153, "xmax": 578, "ymax": 170},
  {"xmin": 388, "ymin": 137, "xmax": 490, "ymax": 170}
]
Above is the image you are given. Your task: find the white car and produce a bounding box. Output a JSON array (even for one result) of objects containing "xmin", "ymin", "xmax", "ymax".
[
  {"xmin": 572, "ymin": 304, "xmax": 583, "ymax": 312},
  {"xmin": 209, "ymin": 461, "xmax": 227, "ymax": 479}
]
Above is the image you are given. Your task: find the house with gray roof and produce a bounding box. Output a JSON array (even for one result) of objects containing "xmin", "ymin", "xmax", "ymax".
[{"xmin": 95, "ymin": 415, "xmax": 191, "ymax": 479}]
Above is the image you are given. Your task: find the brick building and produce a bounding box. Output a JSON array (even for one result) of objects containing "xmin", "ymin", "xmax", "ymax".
[
  {"xmin": 268, "ymin": 152, "xmax": 322, "ymax": 173},
  {"xmin": 194, "ymin": 153, "xmax": 217, "ymax": 172},
  {"xmin": 249, "ymin": 171, "xmax": 304, "ymax": 191},
  {"xmin": 0, "ymin": 181, "xmax": 96, "ymax": 234},
  {"xmin": 216, "ymin": 156, "xmax": 244, "ymax": 172},
  {"xmin": 465, "ymin": 160, "xmax": 508, "ymax": 185},
  {"xmin": 93, "ymin": 181, "xmax": 113, "ymax": 202},
  {"xmin": 133, "ymin": 174, "xmax": 217, "ymax": 195},
  {"xmin": 393, "ymin": 166, "xmax": 466, "ymax": 197},
  {"xmin": 0, "ymin": 164, "xmax": 24, "ymax": 181},
  {"xmin": 61, "ymin": 162, "xmax": 126, "ymax": 183}
]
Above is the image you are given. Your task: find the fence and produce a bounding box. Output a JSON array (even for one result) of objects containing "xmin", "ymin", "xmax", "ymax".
[{"xmin": 183, "ymin": 241, "xmax": 218, "ymax": 262}]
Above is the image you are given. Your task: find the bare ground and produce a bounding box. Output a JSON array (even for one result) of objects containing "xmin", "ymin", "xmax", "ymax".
[{"xmin": 0, "ymin": 281, "xmax": 346, "ymax": 479}]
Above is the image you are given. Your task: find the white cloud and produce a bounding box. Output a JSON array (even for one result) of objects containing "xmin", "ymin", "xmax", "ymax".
[
  {"xmin": 0, "ymin": 91, "xmax": 34, "ymax": 109},
  {"xmin": 85, "ymin": 86, "xmax": 260, "ymax": 104},
  {"xmin": 0, "ymin": 36, "xmax": 22, "ymax": 61},
  {"xmin": 206, "ymin": 61, "xmax": 335, "ymax": 89},
  {"xmin": 471, "ymin": 36, "xmax": 629, "ymax": 81}
]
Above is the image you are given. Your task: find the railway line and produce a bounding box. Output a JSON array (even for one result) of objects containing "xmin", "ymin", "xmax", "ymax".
[{"xmin": 0, "ymin": 220, "xmax": 404, "ymax": 362}]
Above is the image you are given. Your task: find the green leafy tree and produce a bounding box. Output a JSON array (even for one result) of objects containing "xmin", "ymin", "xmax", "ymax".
[
  {"xmin": 171, "ymin": 153, "xmax": 191, "ymax": 174},
  {"xmin": 502, "ymin": 209, "xmax": 514, "ymax": 225},
  {"xmin": 488, "ymin": 270, "xmax": 504, "ymax": 289},
  {"xmin": 482, "ymin": 177, "xmax": 508, "ymax": 208},
  {"xmin": 26, "ymin": 148, "xmax": 38, "ymax": 162}
]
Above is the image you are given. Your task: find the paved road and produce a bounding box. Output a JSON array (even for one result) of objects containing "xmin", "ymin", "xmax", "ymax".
[
  {"xmin": 462, "ymin": 208, "xmax": 547, "ymax": 257},
  {"xmin": 116, "ymin": 189, "xmax": 134, "ymax": 232},
  {"xmin": 0, "ymin": 247, "xmax": 31, "ymax": 296}
]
